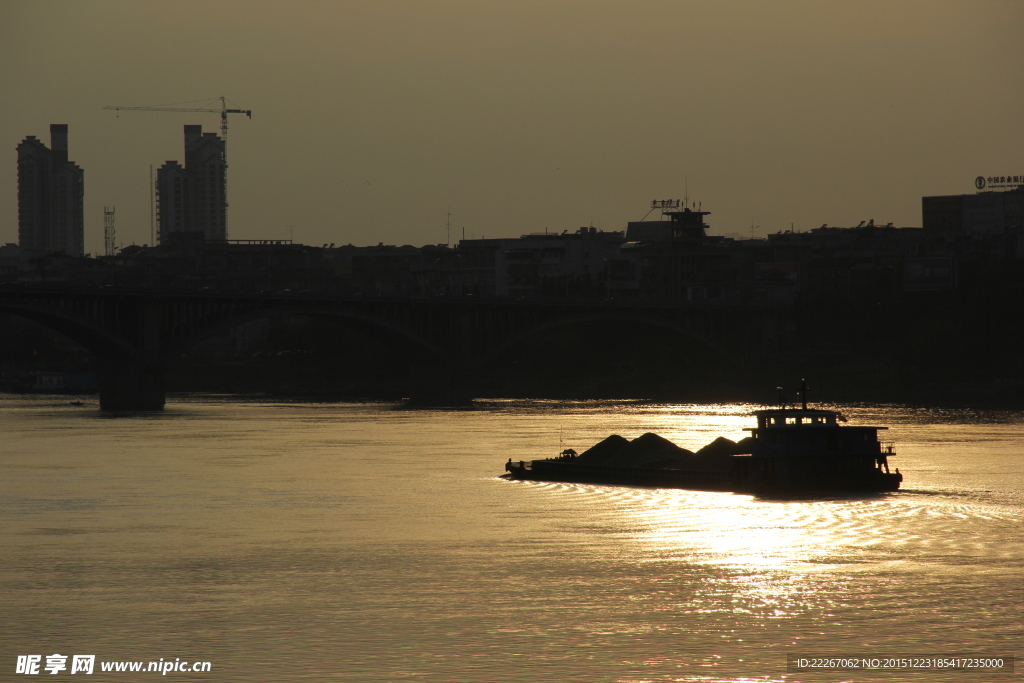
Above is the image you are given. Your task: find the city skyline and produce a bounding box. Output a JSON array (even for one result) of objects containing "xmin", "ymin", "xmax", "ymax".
[{"xmin": 2, "ymin": 1, "xmax": 1022, "ymax": 255}]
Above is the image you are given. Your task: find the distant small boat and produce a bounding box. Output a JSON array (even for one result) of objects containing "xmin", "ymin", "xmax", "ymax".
[{"xmin": 505, "ymin": 382, "xmax": 902, "ymax": 494}]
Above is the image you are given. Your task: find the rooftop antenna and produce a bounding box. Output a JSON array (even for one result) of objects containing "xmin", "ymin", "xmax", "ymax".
[
  {"xmin": 446, "ymin": 207, "xmax": 452, "ymax": 247},
  {"xmin": 149, "ymin": 164, "xmax": 155, "ymax": 246},
  {"xmin": 103, "ymin": 206, "xmax": 116, "ymax": 256}
]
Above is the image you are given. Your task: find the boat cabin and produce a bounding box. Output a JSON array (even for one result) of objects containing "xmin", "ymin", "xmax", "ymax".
[
  {"xmin": 746, "ymin": 408, "xmax": 888, "ymax": 461},
  {"xmin": 734, "ymin": 390, "xmax": 899, "ymax": 491}
]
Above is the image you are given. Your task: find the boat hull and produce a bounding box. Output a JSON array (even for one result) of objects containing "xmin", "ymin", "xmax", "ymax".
[
  {"xmin": 505, "ymin": 460, "xmax": 902, "ymax": 494},
  {"xmin": 506, "ymin": 459, "xmax": 733, "ymax": 491}
]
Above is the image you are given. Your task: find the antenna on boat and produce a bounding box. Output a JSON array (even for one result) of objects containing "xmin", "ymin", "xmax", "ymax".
[{"xmin": 800, "ymin": 378, "xmax": 809, "ymax": 410}]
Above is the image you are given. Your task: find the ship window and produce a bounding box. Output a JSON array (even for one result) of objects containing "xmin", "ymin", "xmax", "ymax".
[{"xmin": 786, "ymin": 417, "xmax": 797, "ymax": 425}]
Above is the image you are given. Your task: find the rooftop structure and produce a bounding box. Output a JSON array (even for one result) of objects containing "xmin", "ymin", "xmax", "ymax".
[{"xmin": 625, "ymin": 200, "xmax": 711, "ymax": 242}]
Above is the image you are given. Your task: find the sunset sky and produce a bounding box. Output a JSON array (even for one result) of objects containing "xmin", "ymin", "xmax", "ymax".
[{"xmin": 3, "ymin": 1, "xmax": 1022, "ymax": 253}]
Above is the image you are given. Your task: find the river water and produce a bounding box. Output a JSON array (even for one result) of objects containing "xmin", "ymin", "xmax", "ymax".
[{"xmin": 1, "ymin": 395, "xmax": 1020, "ymax": 682}]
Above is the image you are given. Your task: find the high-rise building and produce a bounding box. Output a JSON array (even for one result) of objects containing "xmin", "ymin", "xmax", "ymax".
[
  {"xmin": 17, "ymin": 124, "xmax": 85, "ymax": 256},
  {"xmin": 156, "ymin": 125, "xmax": 227, "ymax": 243}
]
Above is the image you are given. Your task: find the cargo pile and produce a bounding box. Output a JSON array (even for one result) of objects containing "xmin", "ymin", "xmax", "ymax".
[{"xmin": 576, "ymin": 433, "xmax": 753, "ymax": 471}]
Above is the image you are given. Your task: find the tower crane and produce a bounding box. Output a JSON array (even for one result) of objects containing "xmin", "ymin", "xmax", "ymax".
[
  {"xmin": 105, "ymin": 97, "xmax": 251, "ymax": 242},
  {"xmin": 103, "ymin": 96, "xmax": 251, "ymax": 142}
]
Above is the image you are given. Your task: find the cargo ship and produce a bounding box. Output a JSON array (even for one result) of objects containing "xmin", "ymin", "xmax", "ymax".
[{"xmin": 505, "ymin": 383, "xmax": 902, "ymax": 494}]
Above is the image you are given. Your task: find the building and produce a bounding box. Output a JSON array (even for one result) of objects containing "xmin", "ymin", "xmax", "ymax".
[
  {"xmin": 156, "ymin": 125, "xmax": 227, "ymax": 243},
  {"xmin": 923, "ymin": 186, "xmax": 1024, "ymax": 235},
  {"xmin": 16, "ymin": 124, "xmax": 85, "ymax": 256},
  {"xmin": 456, "ymin": 227, "xmax": 627, "ymax": 298},
  {"xmin": 619, "ymin": 202, "xmax": 745, "ymax": 301}
]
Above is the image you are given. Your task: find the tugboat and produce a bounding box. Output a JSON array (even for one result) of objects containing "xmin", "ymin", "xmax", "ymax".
[
  {"xmin": 505, "ymin": 381, "xmax": 902, "ymax": 494},
  {"xmin": 733, "ymin": 381, "xmax": 902, "ymax": 493}
]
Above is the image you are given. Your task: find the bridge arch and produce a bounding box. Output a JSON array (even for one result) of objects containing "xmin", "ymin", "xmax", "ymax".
[
  {"xmin": 0, "ymin": 301, "xmax": 163, "ymax": 411},
  {"xmin": 165, "ymin": 304, "xmax": 451, "ymax": 364},
  {"xmin": 0, "ymin": 289, "xmax": 761, "ymax": 408},
  {"xmin": 470, "ymin": 310, "xmax": 737, "ymax": 373},
  {"xmin": 0, "ymin": 302, "xmax": 138, "ymax": 361}
]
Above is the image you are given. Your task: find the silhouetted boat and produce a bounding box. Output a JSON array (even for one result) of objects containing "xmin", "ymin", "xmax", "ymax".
[{"xmin": 505, "ymin": 382, "xmax": 902, "ymax": 494}]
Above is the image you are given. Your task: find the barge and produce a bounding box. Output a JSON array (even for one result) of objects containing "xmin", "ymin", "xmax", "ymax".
[{"xmin": 505, "ymin": 384, "xmax": 902, "ymax": 494}]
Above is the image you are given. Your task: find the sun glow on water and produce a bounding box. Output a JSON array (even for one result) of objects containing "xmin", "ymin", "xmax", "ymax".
[{"xmin": 620, "ymin": 491, "xmax": 835, "ymax": 569}]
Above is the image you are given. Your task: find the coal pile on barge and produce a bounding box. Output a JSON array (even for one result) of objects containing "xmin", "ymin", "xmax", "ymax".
[{"xmin": 575, "ymin": 433, "xmax": 752, "ymax": 471}]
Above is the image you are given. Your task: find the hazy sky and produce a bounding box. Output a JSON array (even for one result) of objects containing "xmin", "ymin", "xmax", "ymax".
[{"xmin": 3, "ymin": 1, "xmax": 1022, "ymax": 253}]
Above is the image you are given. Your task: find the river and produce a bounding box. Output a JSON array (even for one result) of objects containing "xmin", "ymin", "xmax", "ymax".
[{"xmin": 1, "ymin": 395, "xmax": 1020, "ymax": 682}]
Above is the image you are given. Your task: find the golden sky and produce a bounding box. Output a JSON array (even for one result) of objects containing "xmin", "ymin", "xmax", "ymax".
[{"xmin": 2, "ymin": 0, "xmax": 1022, "ymax": 252}]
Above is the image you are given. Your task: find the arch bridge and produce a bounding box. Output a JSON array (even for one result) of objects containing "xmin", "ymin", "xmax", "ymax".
[{"xmin": 0, "ymin": 288, "xmax": 772, "ymax": 410}]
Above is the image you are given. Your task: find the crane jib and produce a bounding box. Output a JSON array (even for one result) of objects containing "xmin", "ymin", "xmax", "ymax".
[{"xmin": 101, "ymin": 102, "xmax": 251, "ymax": 139}]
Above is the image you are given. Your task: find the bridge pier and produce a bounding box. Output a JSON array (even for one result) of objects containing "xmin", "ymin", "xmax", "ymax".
[{"xmin": 99, "ymin": 363, "xmax": 166, "ymax": 411}]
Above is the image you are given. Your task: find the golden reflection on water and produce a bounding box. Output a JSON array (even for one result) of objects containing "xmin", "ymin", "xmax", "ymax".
[
  {"xmin": 636, "ymin": 495, "xmax": 820, "ymax": 570},
  {"xmin": 2, "ymin": 397, "xmax": 1021, "ymax": 683}
]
